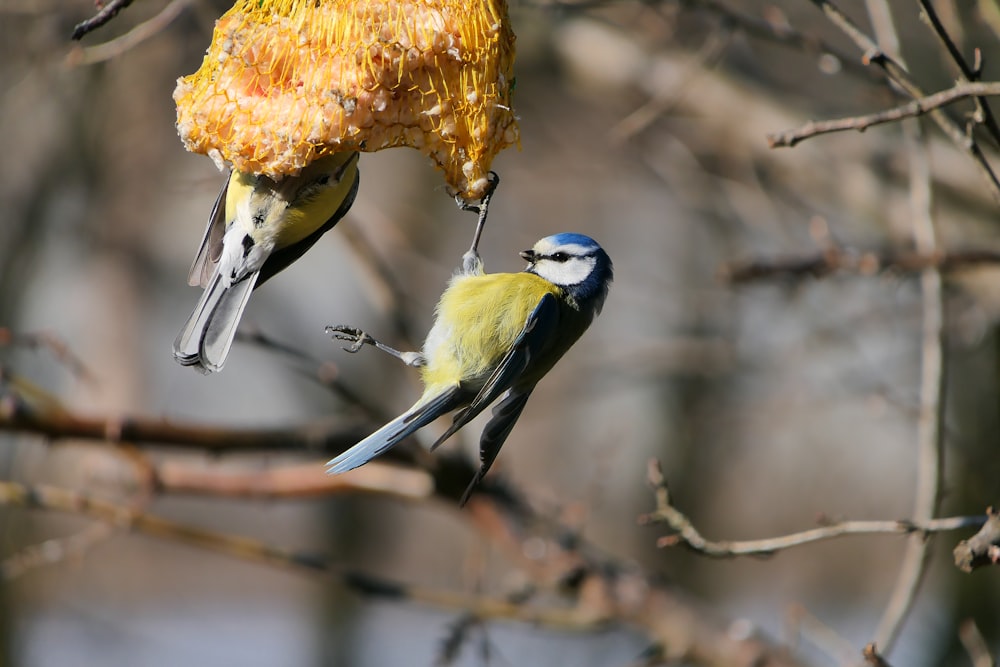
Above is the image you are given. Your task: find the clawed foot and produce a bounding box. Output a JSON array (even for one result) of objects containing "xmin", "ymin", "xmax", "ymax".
[
  {"xmin": 325, "ymin": 325, "xmax": 373, "ymax": 353},
  {"xmin": 454, "ymin": 171, "xmax": 500, "ymax": 216},
  {"xmin": 454, "ymin": 172, "xmax": 500, "ymax": 273},
  {"xmin": 325, "ymin": 325, "xmax": 426, "ymax": 367}
]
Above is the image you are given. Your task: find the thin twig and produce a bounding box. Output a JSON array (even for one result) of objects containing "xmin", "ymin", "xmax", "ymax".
[
  {"xmin": 67, "ymin": 0, "xmax": 195, "ymax": 66},
  {"xmin": 804, "ymin": 0, "xmax": 1000, "ymax": 204},
  {"xmin": 953, "ymin": 506, "xmax": 1000, "ymax": 572},
  {"xmin": 768, "ymin": 81, "xmax": 1000, "ymax": 147},
  {"xmin": 642, "ymin": 461, "xmax": 978, "ymax": 558},
  {"xmin": 337, "ymin": 222, "xmax": 419, "ymax": 345},
  {"xmin": 917, "ymin": 0, "xmax": 1000, "ymax": 147},
  {"xmin": 0, "ymin": 328, "xmax": 95, "ymax": 382},
  {"xmin": 71, "ymin": 0, "xmax": 134, "ymax": 40},
  {"xmin": 234, "ymin": 326, "xmax": 391, "ymax": 423}
]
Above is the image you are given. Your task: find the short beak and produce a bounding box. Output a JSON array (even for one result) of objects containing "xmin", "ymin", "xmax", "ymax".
[{"xmin": 520, "ymin": 249, "xmax": 535, "ymax": 262}]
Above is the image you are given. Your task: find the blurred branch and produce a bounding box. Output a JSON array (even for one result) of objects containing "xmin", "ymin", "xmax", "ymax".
[
  {"xmin": 642, "ymin": 460, "xmax": 981, "ymax": 557},
  {"xmin": 611, "ymin": 25, "xmax": 732, "ymax": 143},
  {"xmin": 0, "ymin": 478, "xmax": 810, "ymax": 665},
  {"xmin": 0, "ymin": 396, "xmax": 814, "ymax": 667},
  {"xmin": 71, "ymin": 0, "xmax": 133, "ymax": 40},
  {"xmin": 862, "ymin": 643, "xmax": 893, "ymax": 667},
  {"xmin": 0, "ymin": 359, "xmax": 824, "ymax": 664},
  {"xmin": 722, "ymin": 247, "xmax": 1000, "ymax": 283},
  {"xmin": 435, "ymin": 613, "xmax": 489, "ymax": 667},
  {"xmin": 0, "ymin": 391, "xmax": 373, "ymax": 455},
  {"xmin": 979, "ymin": 0, "xmax": 1000, "ymax": 42},
  {"xmin": 0, "ymin": 327, "xmax": 94, "ymax": 382},
  {"xmin": 767, "ymin": 81, "xmax": 1000, "ymax": 148},
  {"xmin": 953, "ymin": 506, "xmax": 1000, "ymax": 572},
  {"xmin": 67, "ymin": 0, "xmax": 196, "ymax": 66},
  {"xmin": 234, "ymin": 326, "xmax": 392, "ymax": 422},
  {"xmin": 0, "ymin": 479, "xmax": 352, "ymax": 573},
  {"xmin": 337, "ymin": 221, "xmax": 419, "ymax": 345},
  {"xmin": 805, "ymin": 0, "xmax": 1000, "ymax": 204},
  {"xmin": 154, "ymin": 459, "xmax": 434, "ymax": 500},
  {"xmin": 958, "ymin": 619, "xmax": 995, "ymax": 667},
  {"xmin": 542, "ymin": 0, "xmax": 883, "ymax": 82},
  {"xmin": 0, "ymin": 522, "xmax": 113, "ymax": 580},
  {"xmin": 673, "ymin": 0, "xmax": 881, "ymax": 82},
  {"xmin": 870, "ymin": 6, "xmax": 944, "ymax": 650},
  {"xmin": 785, "ymin": 604, "xmax": 857, "ymax": 666}
]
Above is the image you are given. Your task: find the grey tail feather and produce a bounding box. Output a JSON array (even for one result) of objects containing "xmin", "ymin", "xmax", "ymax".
[
  {"xmin": 326, "ymin": 386, "xmax": 463, "ymax": 474},
  {"xmin": 172, "ymin": 270, "xmax": 260, "ymax": 373}
]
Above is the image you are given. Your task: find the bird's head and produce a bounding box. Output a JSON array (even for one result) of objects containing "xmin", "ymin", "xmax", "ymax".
[{"xmin": 522, "ymin": 233, "xmax": 613, "ymax": 310}]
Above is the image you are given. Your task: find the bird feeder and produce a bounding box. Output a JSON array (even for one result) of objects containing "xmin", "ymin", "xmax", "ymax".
[{"xmin": 174, "ymin": 0, "xmax": 518, "ymax": 200}]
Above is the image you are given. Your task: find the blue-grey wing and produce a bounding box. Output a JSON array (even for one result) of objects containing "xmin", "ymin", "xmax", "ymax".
[
  {"xmin": 188, "ymin": 174, "xmax": 230, "ymax": 288},
  {"xmin": 430, "ymin": 292, "xmax": 559, "ymax": 451},
  {"xmin": 326, "ymin": 384, "xmax": 464, "ymax": 474}
]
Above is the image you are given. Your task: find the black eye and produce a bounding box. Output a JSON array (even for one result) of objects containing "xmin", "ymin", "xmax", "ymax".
[{"xmin": 551, "ymin": 252, "xmax": 569, "ymax": 262}]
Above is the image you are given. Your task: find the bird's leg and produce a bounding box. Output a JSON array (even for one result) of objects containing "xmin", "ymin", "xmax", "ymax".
[
  {"xmin": 454, "ymin": 171, "xmax": 500, "ymax": 274},
  {"xmin": 325, "ymin": 325, "xmax": 425, "ymax": 367}
]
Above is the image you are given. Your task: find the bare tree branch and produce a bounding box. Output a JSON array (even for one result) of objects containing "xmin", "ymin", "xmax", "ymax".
[
  {"xmin": 917, "ymin": 0, "xmax": 1000, "ymax": 147},
  {"xmin": 0, "ymin": 478, "xmax": 810, "ymax": 666},
  {"xmin": 71, "ymin": 0, "xmax": 134, "ymax": 40},
  {"xmin": 0, "ymin": 392, "xmax": 373, "ymax": 455},
  {"xmin": 869, "ymin": 5, "xmax": 945, "ymax": 650},
  {"xmin": 953, "ymin": 507, "xmax": 1000, "ymax": 572},
  {"xmin": 768, "ymin": 81, "xmax": 1000, "ymax": 147},
  {"xmin": 67, "ymin": 0, "xmax": 196, "ymax": 66},
  {"xmin": 804, "ymin": 0, "xmax": 1000, "ymax": 203},
  {"xmin": 642, "ymin": 460, "xmax": 981, "ymax": 558}
]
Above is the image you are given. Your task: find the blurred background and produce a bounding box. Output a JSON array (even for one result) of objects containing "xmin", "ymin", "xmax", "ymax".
[{"xmin": 1, "ymin": 0, "xmax": 999, "ymax": 665}]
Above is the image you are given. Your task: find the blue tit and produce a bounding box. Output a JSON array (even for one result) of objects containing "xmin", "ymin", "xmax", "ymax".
[
  {"xmin": 174, "ymin": 152, "xmax": 360, "ymax": 373},
  {"xmin": 326, "ymin": 232, "xmax": 612, "ymax": 503}
]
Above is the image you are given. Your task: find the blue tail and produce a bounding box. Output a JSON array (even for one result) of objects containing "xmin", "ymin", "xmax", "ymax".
[{"xmin": 325, "ymin": 386, "xmax": 463, "ymax": 474}]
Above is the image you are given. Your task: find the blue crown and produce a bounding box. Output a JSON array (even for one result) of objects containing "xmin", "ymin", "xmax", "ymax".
[{"xmin": 547, "ymin": 232, "xmax": 601, "ymax": 250}]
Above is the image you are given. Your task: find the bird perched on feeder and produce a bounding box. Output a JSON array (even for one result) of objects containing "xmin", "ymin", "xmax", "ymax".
[
  {"xmin": 326, "ymin": 186, "xmax": 612, "ymax": 502},
  {"xmin": 174, "ymin": 151, "xmax": 360, "ymax": 372}
]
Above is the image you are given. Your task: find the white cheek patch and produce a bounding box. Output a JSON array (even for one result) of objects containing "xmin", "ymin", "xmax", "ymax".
[{"xmin": 533, "ymin": 255, "xmax": 596, "ymax": 286}]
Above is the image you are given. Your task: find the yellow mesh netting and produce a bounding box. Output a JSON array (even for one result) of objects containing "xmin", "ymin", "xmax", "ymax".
[{"xmin": 174, "ymin": 0, "xmax": 517, "ymax": 199}]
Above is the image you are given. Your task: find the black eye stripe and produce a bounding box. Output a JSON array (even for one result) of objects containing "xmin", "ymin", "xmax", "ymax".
[{"xmin": 541, "ymin": 251, "xmax": 594, "ymax": 262}]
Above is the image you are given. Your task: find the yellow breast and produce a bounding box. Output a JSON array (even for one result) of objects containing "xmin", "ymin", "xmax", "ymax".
[
  {"xmin": 227, "ymin": 153, "xmax": 359, "ymax": 249},
  {"xmin": 420, "ymin": 272, "xmax": 561, "ymax": 389}
]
